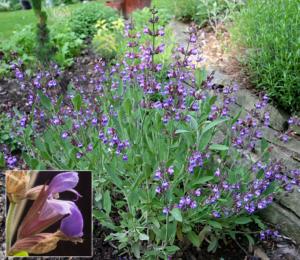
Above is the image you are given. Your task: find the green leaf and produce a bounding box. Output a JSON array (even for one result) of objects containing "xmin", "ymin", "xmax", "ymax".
[
  {"xmin": 0, "ymin": 153, "xmax": 5, "ymax": 168},
  {"xmin": 207, "ymin": 237, "xmax": 218, "ymax": 252},
  {"xmin": 13, "ymin": 251, "xmax": 29, "ymax": 256},
  {"xmin": 139, "ymin": 233, "xmax": 149, "ymax": 241},
  {"xmin": 175, "ymin": 129, "xmax": 191, "ymax": 134},
  {"xmin": 234, "ymin": 216, "xmax": 252, "ymax": 225},
  {"xmin": 93, "ymin": 210, "xmax": 116, "ymax": 230},
  {"xmin": 132, "ymin": 242, "xmax": 141, "ymax": 259},
  {"xmin": 72, "ymin": 93, "xmax": 82, "ymax": 111},
  {"xmin": 198, "ymin": 225, "xmax": 211, "ymax": 246},
  {"xmin": 209, "ymin": 144, "xmax": 229, "ymax": 151},
  {"xmin": 171, "ymin": 208, "xmax": 183, "ymax": 222},
  {"xmin": 198, "ymin": 129, "xmax": 213, "ymax": 151},
  {"xmin": 194, "ymin": 176, "xmax": 214, "ymax": 185},
  {"xmin": 165, "ymin": 245, "xmax": 180, "ymax": 254},
  {"xmin": 208, "ymin": 220, "xmax": 223, "ymax": 229},
  {"xmin": 38, "ymin": 90, "xmax": 52, "ymax": 111},
  {"xmin": 103, "ymin": 190, "xmax": 112, "ymax": 215},
  {"xmin": 195, "ymin": 68, "xmax": 207, "ymax": 87},
  {"xmin": 187, "ymin": 231, "xmax": 200, "ymax": 247},
  {"xmin": 54, "ymin": 95, "xmax": 64, "ymax": 113},
  {"xmin": 245, "ymin": 234, "xmax": 255, "ymax": 246},
  {"xmin": 253, "ymin": 216, "xmax": 265, "ymax": 229},
  {"xmin": 202, "ymin": 118, "xmax": 229, "ymax": 134}
]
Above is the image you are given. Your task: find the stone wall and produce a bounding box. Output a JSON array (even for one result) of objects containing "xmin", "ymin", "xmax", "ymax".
[{"xmin": 212, "ymin": 71, "xmax": 300, "ymax": 243}]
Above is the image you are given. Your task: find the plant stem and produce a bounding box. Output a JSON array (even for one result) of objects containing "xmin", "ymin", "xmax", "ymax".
[{"xmin": 6, "ymin": 202, "xmax": 16, "ymax": 252}]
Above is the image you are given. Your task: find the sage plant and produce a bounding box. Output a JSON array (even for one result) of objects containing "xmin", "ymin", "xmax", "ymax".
[{"xmin": 6, "ymin": 8, "xmax": 300, "ymax": 259}]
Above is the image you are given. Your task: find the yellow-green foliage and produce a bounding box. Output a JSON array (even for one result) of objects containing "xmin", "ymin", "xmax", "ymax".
[{"xmin": 92, "ymin": 18, "xmax": 125, "ymax": 60}]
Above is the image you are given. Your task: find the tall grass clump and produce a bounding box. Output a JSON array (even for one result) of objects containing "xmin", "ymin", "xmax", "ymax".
[{"xmin": 231, "ymin": 0, "xmax": 300, "ymax": 112}]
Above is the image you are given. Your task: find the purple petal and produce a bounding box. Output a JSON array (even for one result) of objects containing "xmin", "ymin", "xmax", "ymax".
[
  {"xmin": 48, "ymin": 172, "xmax": 79, "ymax": 194},
  {"xmin": 60, "ymin": 202, "xmax": 83, "ymax": 238},
  {"xmin": 39, "ymin": 199, "xmax": 73, "ymax": 220}
]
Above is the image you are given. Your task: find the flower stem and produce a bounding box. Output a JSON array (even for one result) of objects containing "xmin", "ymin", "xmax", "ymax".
[{"xmin": 6, "ymin": 202, "xmax": 16, "ymax": 252}]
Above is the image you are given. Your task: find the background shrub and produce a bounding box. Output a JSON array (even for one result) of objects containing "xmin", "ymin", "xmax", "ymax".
[
  {"xmin": 51, "ymin": 22, "xmax": 83, "ymax": 67},
  {"xmin": 231, "ymin": 0, "xmax": 300, "ymax": 112},
  {"xmin": 153, "ymin": 0, "xmax": 244, "ymax": 27},
  {"xmin": 69, "ymin": 2, "xmax": 119, "ymax": 39}
]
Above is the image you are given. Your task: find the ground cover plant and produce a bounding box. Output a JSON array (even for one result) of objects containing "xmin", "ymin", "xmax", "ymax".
[
  {"xmin": 153, "ymin": 0, "xmax": 245, "ymax": 29},
  {"xmin": 230, "ymin": 0, "xmax": 300, "ymax": 112},
  {"xmin": 3, "ymin": 8, "xmax": 300, "ymax": 259}
]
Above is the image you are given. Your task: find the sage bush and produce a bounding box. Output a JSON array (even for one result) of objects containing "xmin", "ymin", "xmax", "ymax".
[{"xmin": 6, "ymin": 9, "xmax": 300, "ymax": 259}]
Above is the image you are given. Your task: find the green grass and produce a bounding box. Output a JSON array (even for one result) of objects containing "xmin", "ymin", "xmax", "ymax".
[
  {"xmin": 231, "ymin": 0, "xmax": 300, "ymax": 112},
  {"xmin": 0, "ymin": 3, "xmax": 90, "ymax": 40},
  {"xmin": 0, "ymin": 9, "xmax": 35, "ymax": 40}
]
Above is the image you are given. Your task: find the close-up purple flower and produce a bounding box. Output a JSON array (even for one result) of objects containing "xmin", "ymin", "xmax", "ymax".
[{"xmin": 6, "ymin": 171, "xmax": 91, "ymax": 257}]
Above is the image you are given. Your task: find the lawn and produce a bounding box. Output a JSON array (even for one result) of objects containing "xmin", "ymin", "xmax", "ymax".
[{"xmin": 0, "ymin": 3, "xmax": 86, "ymax": 40}]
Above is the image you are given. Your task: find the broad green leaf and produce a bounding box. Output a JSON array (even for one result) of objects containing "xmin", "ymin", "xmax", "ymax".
[
  {"xmin": 202, "ymin": 118, "xmax": 229, "ymax": 134},
  {"xmin": 54, "ymin": 95, "xmax": 64, "ymax": 113},
  {"xmin": 171, "ymin": 208, "xmax": 183, "ymax": 222},
  {"xmin": 175, "ymin": 129, "xmax": 191, "ymax": 134},
  {"xmin": 72, "ymin": 93, "xmax": 82, "ymax": 111},
  {"xmin": 199, "ymin": 225, "xmax": 211, "ymax": 246},
  {"xmin": 103, "ymin": 190, "xmax": 112, "ymax": 215},
  {"xmin": 209, "ymin": 144, "xmax": 229, "ymax": 151},
  {"xmin": 132, "ymin": 242, "xmax": 140, "ymax": 259},
  {"xmin": 187, "ymin": 231, "xmax": 200, "ymax": 247},
  {"xmin": 207, "ymin": 236, "xmax": 218, "ymax": 252},
  {"xmin": 208, "ymin": 220, "xmax": 223, "ymax": 229},
  {"xmin": 245, "ymin": 234, "xmax": 255, "ymax": 246},
  {"xmin": 165, "ymin": 245, "xmax": 180, "ymax": 254},
  {"xmin": 253, "ymin": 216, "xmax": 265, "ymax": 229},
  {"xmin": 139, "ymin": 233, "xmax": 149, "ymax": 241},
  {"xmin": 93, "ymin": 210, "xmax": 116, "ymax": 230},
  {"xmin": 234, "ymin": 216, "xmax": 252, "ymax": 225},
  {"xmin": 194, "ymin": 176, "xmax": 214, "ymax": 185},
  {"xmin": 0, "ymin": 153, "xmax": 5, "ymax": 168},
  {"xmin": 38, "ymin": 90, "xmax": 52, "ymax": 111}
]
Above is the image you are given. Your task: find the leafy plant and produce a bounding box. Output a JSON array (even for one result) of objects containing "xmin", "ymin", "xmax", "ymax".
[
  {"xmin": 8, "ymin": 8, "xmax": 300, "ymax": 259},
  {"xmin": 69, "ymin": 2, "xmax": 119, "ymax": 39},
  {"xmin": 92, "ymin": 18, "xmax": 125, "ymax": 60},
  {"xmin": 154, "ymin": 0, "xmax": 244, "ymax": 28},
  {"xmin": 230, "ymin": 0, "xmax": 300, "ymax": 112},
  {"xmin": 50, "ymin": 22, "xmax": 83, "ymax": 67},
  {"xmin": 0, "ymin": 25, "xmax": 36, "ymax": 77}
]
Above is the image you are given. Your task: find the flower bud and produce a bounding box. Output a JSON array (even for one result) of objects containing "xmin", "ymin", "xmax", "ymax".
[
  {"xmin": 6, "ymin": 170, "xmax": 30, "ymax": 203},
  {"xmin": 25, "ymin": 185, "xmax": 59, "ymax": 200},
  {"xmin": 9, "ymin": 231, "xmax": 83, "ymax": 256},
  {"xmin": 9, "ymin": 232, "xmax": 60, "ymax": 255}
]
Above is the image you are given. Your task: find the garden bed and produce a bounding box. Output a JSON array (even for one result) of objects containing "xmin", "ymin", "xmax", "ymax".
[{"xmin": 1, "ymin": 1, "xmax": 300, "ymax": 259}]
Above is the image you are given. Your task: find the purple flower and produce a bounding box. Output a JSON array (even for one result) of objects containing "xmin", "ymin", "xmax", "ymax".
[
  {"xmin": 76, "ymin": 152, "xmax": 83, "ymax": 159},
  {"xmin": 61, "ymin": 132, "xmax": 69, "ymax": 139},
  {"xmin": 18, "ymin": 172, "xmax": 83, "ymax": 239},
  {"xmin": 167, "ymin": 166, "xmax": 174, "ymax": 175},
  {"xmin": 190, "ymin": 201, "xmax": 197, "ymax": 208},
  {"xmin": 163, "ymin": 207, "xmax": 170, "ymax": 215},
  {"xmin": 194, "ymin": 188, "xmax": 201, "ymax": 197},
  {"xmin": 91, "ymin": 118, "xmax": 98, "ymax": 125},
  {"xmin": 214, "ymin": 168, "xmax": 221, "ymax": 177},
  {"xmin": 212, "ymin": 211, "xmax": 221, "ymax": 218},
  {"xmin": 47, "ymin": 80, "xmax": 57, "ymax": 88},
  {"xmin": 87, "ymin": 143, "xmax": 93, "ymax": 152}
]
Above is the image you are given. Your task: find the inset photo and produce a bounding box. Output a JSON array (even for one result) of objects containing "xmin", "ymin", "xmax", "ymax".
[{"xmin": 5, "ymin": 170, "xmax": 92, "ymax": 257}]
